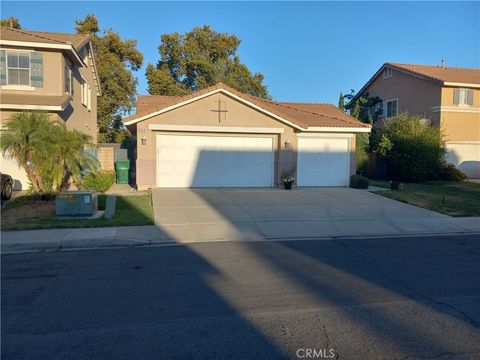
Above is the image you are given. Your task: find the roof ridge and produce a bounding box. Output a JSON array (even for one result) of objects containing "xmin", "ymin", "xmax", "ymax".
[
  {"xmin": 27, "ymin": 29, "xmax": 88, "ymax": 38},
  {"xmin": 388, "ymin": 62, "xmax": 480, "ymax": 71},
  {"xmin": 2, "ymin": 26, "xmax": 68, "ymax": 45},
  {"xmin": 277, "ymin": 101, "xmax": 331, "ymax": 105}
]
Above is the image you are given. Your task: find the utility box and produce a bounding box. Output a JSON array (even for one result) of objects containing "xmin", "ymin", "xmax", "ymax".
[{"xmin": 56, "ymin": 191, "xmax": 98, "ymax": 217}]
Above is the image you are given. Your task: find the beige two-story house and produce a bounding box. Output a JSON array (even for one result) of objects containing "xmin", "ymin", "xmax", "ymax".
[
  {"xmin": 353, "ymin": 62, "xmax": 480, "ymax": 178},
  {"xmin": 0, "ymin": 26, "xmax": 101, "ymax": 189}
]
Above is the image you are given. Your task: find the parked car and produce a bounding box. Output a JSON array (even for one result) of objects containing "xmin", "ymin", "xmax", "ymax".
[{"xmin": 1, "ymin": 173, "xmax": 13, "ymax": 200}]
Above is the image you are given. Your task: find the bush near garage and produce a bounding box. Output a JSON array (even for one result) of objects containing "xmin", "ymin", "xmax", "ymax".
[
  {"xmin": 439, "ymin": 164, "xmax": 468, "ymax": 182},
  {"xmin": 350, "ymin": 175, "xmax": 369, "ymax": 189},
  {"xmin": 81, "ymin": 170, "xmax": 115, "ymax": 193},
  {"xmin": 370, "ymin": 113, "xmax": 446, "ymax": 182}
]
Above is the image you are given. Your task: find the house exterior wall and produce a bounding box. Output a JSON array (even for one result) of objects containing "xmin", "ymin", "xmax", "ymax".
[
  {"xmin": 0, "ymin": 45, "xmax": 98, "ymax": 143},
  {"xmin": 364, "ymin": 67, "xmax": 442, "ymax": 125},
  {"xmin": 133, "ymin": 92, "xmax": 358, "ymax": 189},
  {"xmin": 0, "ymin": 44, "xmax": 99, "ymax": 189},
  {"xmin": 439, "ymin": 86, "xmax": 480, "ymax": 142}
]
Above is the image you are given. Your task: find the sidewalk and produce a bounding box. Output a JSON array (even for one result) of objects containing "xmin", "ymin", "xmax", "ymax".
[{"xmin": 2, "ymin": 216, "xmax": 480, "ymax": 254}]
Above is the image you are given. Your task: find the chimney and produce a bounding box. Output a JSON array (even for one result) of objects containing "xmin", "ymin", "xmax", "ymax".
[
  {"xmin": 441, "ymin": 59, "xmax": 446, "ymax": 69},
  {"xmin": 9, "ymin": 18, "xmax": 13, "ymax": 28}
]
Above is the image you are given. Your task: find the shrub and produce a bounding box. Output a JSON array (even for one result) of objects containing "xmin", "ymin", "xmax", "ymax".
[
  {"xmin": 439, "ymin": 164, "xmax": 468, "ymax": 182},
  {"xmin": 356, "ymin": 133, "xmax": 369, "ymax": 172},
  {"xmin": 81, "ymin": 170, "xmax": 115, "ymax": 192},
  {"xmin": 370, "ymin": 113, "xmax": 446, "ymax": 182},
  {"xmin": 350, "ymin": 175, "xmax": 369, "ymax": 189}
]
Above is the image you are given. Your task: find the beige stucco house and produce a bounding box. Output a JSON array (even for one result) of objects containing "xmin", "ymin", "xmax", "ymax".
[
  {"xmin": 124, "ymin": 83, "xmax": 370, "ymax": 190},
  {"xmin": 353, "ymin": 62, "xmax": 480, "ymax": 178},
  {"xmin": 0, "ymin": 26, "xmax": 101, "ymax": 189}
]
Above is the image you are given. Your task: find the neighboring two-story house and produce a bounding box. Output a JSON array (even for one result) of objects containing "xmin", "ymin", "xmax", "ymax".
[
  {"xmin": 0, "ymin": 26, "xmax": 101, "ymax": 189},
  {"xmin": 352, "ymin": 62, "xmax": 480, "ymax": 178}
]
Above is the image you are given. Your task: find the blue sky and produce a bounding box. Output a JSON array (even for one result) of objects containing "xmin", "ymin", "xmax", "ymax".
[{"xmin": 2, "ymin": 1, "xmax": 479, "ymax": 104}]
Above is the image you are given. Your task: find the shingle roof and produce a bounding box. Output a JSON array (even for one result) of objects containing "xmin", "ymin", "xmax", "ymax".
[
  {"xmin": 388, "ymin": 63, "xmax": 480, "ymax": 84},
  {"xmin": 0, "ymin": 26, "xmax": 89, "ymax": 51},
  {"xmin": 125, "ymin": 83, "xmax": 370, "ymax": 130}
]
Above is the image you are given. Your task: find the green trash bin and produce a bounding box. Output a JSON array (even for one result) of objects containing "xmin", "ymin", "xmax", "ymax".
[{"xmin": 115, "ymin": 160, "xmax": 130, "ymax": 184}]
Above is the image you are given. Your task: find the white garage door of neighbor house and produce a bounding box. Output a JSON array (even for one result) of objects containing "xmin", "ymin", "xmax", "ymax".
[
  {"xmin": 445, "ymin": 142, "xmax": 480, "ymax": 178},
  {"xmin": 297, "ymin": 137, "xmax": 350, "ymax": 186},
  {"xmin": 156, "ymin": 134, "xmax": 274, "ymax": 187}
]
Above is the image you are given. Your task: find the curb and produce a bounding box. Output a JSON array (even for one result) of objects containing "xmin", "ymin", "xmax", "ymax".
[{"xmin": 2, "ymin": 230, "xmax": 480, "ymax": 255}]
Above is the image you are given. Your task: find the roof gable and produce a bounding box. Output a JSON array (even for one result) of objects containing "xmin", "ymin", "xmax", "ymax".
[
  {"xmin": 355, "ymin": 62, "xmax": 480, "ymax": 101},
  {"xmin": 124, "ymin": 83, "xmax": 370, "ymax": 131}
]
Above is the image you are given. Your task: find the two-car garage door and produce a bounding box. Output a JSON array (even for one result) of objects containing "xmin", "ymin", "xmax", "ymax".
[
  {"xmin": 155, "ymin": 133, "xmax": 351, "ymax": 187},
  {"xmin": 156, "ymin": 134, "xmax": 274, "ymax": 187}
]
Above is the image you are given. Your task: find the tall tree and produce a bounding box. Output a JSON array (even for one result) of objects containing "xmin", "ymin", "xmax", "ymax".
[
  {"xmin": 338, "ymin": 92, "xmax": 345, "ymax": 110},
  {"xmin": 146, "ymin": 25, "xmax": 270, "ymax": 99},
  {"xmin": 1, "ymin": 16, "xmax": 21, "ymax": 29},
  {"xmin": 75, "ymin": 14, "xmax": 143, "ymax": 143}
]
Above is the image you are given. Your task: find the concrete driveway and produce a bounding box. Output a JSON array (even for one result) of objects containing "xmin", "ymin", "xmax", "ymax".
[{"xmin": 151, "ymin": 188, "xmax": 459, "ymax": 243}]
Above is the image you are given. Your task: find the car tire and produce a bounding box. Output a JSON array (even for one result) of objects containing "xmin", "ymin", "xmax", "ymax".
[{"xmin": 1, "ymin": 181, "xmax": 13, "ymax": 200}]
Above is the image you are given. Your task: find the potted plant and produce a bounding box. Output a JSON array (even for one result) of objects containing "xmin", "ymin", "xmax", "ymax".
[{"xmin": 281, "ymin": 169, "xmax": 295, "ymax": 190}]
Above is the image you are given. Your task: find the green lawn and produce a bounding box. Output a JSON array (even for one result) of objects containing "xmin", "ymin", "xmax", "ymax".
[
  {"xmin": 374, "ymin": 181, "xmax": 480, "ymax": 217},
  {"xmin": 1, "ymin": 194, "xmax": 154, "ymax": 231}
]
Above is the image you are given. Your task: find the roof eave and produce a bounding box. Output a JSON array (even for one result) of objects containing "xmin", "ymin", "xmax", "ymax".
[{"xmin": 0, "ymin": 39, "xmax": 85, "ymax": 67}]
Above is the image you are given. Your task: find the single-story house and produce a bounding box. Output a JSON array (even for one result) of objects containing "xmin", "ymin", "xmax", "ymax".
[{"xmin": 124, "ymin": 83, "xmax": 371, "ymax": 190}]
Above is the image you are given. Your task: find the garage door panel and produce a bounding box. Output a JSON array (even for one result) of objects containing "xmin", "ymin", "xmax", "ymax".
[
  {"xmin": 297, "ymin": 137, "xmax": 350, "ymax": 187},
  {"xmin": 157, "ymin": 134, "xmax": 274, "ymax": 187}
]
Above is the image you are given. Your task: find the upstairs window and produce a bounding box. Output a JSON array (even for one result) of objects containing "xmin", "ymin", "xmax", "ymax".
[
  {"xmin": 454, "ymin": 88, "xmax": 473, "ymax": 106},
  {"xmin": 383, "ymin": 67, "xmax": 393, "ymax": 79},
  {"xmin": 64, "ymin": 59, "xmax": 72, "ymax": 94},
  {"xmin": 7, "ymin": 51, "xmax": 30, "ymax": 85},
  {"xmin": 385, "ymin": 99, "xmax": 398, "ymax": 118}
]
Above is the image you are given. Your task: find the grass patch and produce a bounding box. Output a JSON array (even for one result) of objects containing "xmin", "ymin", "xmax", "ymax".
[
  {"xmin": 374, "ymin": 181, "xmax": 480, "ymax": 217},
  {"xmin": 368, "ymin": 179, "xmax": 391, "ymax": 189},
  {"xmin": 1, "ymin": 194, "xmax": 154, "ymax": 231}
]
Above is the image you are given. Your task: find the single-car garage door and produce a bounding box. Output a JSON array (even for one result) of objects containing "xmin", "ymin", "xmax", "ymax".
[
  {"xmin": 297, "ymin": 136, "xmax": 350, "ymax": 186},
  {"xmin": 156, "ymin": 134, "xmax": 274, "ymax": 187}
]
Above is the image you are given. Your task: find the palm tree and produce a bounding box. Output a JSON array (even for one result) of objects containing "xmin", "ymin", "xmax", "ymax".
[
  {"xmin": 0, "ymin": 111, "xmax": 52, "ymax": 192},
  {"xmin": 0, "ymin": 111, "xmax": 99, "ymax": 193}
]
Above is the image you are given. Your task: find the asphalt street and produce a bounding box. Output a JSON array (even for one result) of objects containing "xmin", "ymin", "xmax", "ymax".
[{"xmin": 2, "ymin": 234, "xmax": 480, "ymax": 359}]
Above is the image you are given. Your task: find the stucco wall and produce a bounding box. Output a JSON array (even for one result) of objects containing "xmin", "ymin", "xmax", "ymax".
[
  {"xmin": 365, "ymin": 68, "xmax": 442, "ymax": 122},
  {"xmin": 0, "ymin": 45, "xmax": 98, "ymax": 143},
  {"xmin": 439, "ymin": 87, "xmax": 480, "ymax": 142}
]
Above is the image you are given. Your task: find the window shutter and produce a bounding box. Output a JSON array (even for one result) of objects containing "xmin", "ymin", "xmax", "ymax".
[
  {"xmin": 30, "ymin": 52, "xmax": 43, "ymax": 87},
  {"xmin": 453, "ymin": 88, "xmax": 460, "ymax": 105},
  {"xmin": 0, "ymin": 50, "xmax": 6, "ymax": 85},
  {"xmin": 467, "ymin": 89, "xmax": 474, "ymax": 106}
]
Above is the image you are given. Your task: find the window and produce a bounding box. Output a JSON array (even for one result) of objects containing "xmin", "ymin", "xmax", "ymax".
[
  {"xmin": 81, "ymin": 77, "xmax": 88, "ymax": 106},
  {"xmin": 454, "ymin": 88, "xmax": 474, "ymax": 106},
  {"xmin": 64, "ymin": 59, "xmax": 72, "ymax": 94},
  {"xmin": 385, "ymin": 99, "xmax": 398, "ymax": 118},
  {"xmin": 383, "ymin": 67, "xmax": 393, "ymax": 79},
  {"xmin": 7, "ymin": 51, "xmax": 30, "ymax": 85},
  {"xmin": 87, "ymin": 85, "xmax": 92, "ymax": 111}
]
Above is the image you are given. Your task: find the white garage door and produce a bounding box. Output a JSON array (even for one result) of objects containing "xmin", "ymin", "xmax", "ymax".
[
  {"xmin": 156, "ymin": 134, "xmax": 274, "ymax": 187},
  {"xmin": 297, "ymin": 136, "xmax": 350, "ymax": 186},
  {"xmin": 445, "ymin": 142, "xmax": 480, "ymax": 178}
]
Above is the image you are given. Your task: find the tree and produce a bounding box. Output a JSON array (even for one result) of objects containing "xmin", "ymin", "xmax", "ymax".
[
  {"xmin": 0, "ymin": 112, "xmax": 98, "ymax": 194},
  {"xmin": 146, "ymin": 25, "xmax": 270, "ymax": 99},
  {"xmin": 1, "ymin": 17, "xmax": 21, "ymax": 29},
  {"xmin": 75, "ymin": 14, "xmax": 144, "ymax": 143},
  {"xmin": 338, "ymin": 92, "xmax": 345, "ymax": 110},
  {"xmin": 344, "ymin": 90, "xmax": 382, "ymax": 125}
]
